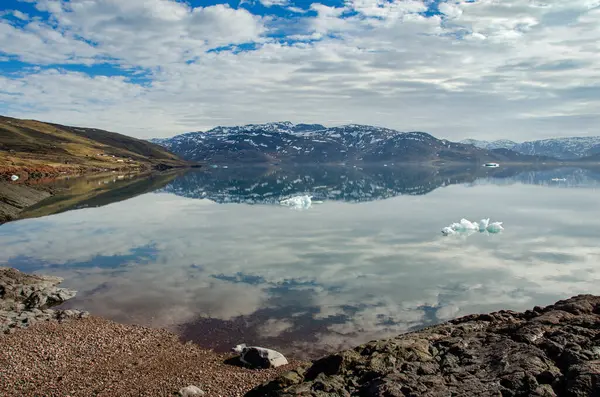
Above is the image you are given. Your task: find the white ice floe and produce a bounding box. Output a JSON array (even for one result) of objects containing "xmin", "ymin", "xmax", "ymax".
[
  {"xmin": 280, "ymin": 195, "xmax": 323, "ymax": 210},
  {"xmin": 442, "ymin": 218, "xmax": 503, "ymax": 236}
]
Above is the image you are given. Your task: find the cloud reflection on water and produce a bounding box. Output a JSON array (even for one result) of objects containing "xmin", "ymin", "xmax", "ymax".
[{"xmin": 1, "ymin": 179, "xmax": 600, "ymax": 359}]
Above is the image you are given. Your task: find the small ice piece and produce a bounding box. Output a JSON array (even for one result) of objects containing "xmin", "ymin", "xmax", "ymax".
[
  {"xmin": 441, "ymin": 227, "xmax": 456, "ymax": 236},
  {"xmin": 280, "ymin": 195, "xmax": 313, "ymax": 210},
  {"xmin": 479, "ymin": 218, "xmax": 490, "ymax": 232},
  {"xmin": 460, "ymin": 218, "xmax": 478, "ymax": 230},
  {"xmin": 486, "ymin": 222, "xmax": 504, "ymax": 233},
  {"xmin": 449, "ymin": 222, "xmax": 462, "ymax": 231},
  {"xmin": 442, "ymin": 218, "xmax": 503, "ymax": 236},
  {"xmin": 10, "ymin": 175, "xmax": 19, "ymax": 181}
]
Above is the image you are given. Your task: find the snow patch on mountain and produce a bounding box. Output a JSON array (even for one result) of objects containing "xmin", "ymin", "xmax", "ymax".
[
  {"xmin": 150, "ymin": 122, "xmax": 475, "ymax": 164},
  {"xmin": 461, "ymin": 139, "xmax": 517, "ymax": 150},
  {"xmin": 461, "ymin": 137, "xmax": 600, "ymax": 159}
]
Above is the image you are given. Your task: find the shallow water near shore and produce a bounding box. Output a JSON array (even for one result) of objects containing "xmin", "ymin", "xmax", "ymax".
[{"xmin": 1, "ymin": 165, "xmax": 600, "ymax": 360}]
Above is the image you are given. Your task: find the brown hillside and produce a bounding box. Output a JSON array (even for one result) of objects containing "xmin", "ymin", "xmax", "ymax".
[{"xmin": 0, "ymin": 115, "xmax": 187, "ymax": 180}]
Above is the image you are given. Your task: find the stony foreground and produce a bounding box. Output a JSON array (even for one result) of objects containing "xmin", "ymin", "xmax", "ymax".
[
  {"xmin": 0, "ymin": 316, "xmax": 300, "ymax": 396},
  {"xmin": 247, "ymin": 295, "xmax": 600, "ymax": 397}
]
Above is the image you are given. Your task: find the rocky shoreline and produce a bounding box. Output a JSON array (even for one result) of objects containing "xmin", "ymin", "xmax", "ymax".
[
  {"xmin": 248, "ymin": 295, "xmax": 600, "ymax": 396},
  {"xmin": 0, "ymin": 267, "xmax": 89, "ymax": 334},
  {"xmin": 0, "ymin": 181, "xmax": 54, "ymax": 223},
  {"xmin": 1, "ymin": 267, "xmax": 599, "ymax": 396}
]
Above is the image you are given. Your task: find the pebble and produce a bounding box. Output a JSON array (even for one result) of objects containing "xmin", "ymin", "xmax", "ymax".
[{"xmin": 0, "ymin": 317, "xmax": 301, "ymax": 396}]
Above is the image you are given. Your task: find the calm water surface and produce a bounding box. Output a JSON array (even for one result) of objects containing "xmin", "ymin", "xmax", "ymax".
[{"xmin": 1, "ymin": 166, "xmax": 600, "ymax": 359}]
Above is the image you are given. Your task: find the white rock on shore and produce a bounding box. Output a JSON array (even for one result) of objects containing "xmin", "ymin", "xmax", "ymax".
[
  {"xmin": 178, "ymin": 385, "xmax": 205, "ymax": 396},
  {"xmin": 232, "ymin": 343, "xmax": 289, "ymax": 368}
]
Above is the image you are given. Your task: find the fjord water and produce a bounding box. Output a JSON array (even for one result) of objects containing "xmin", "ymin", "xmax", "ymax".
[{"xmin": 1, "ymin": 166, "xmax": 600, "ymax": 359}]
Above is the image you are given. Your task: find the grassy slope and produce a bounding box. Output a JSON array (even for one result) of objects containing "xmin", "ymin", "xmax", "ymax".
[{"xmin": 0, "ymin": 115, "xmax": 188, "ymax": 178}]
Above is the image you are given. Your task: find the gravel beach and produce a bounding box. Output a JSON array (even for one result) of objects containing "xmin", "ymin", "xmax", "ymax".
[{"xmin": 0, "ymin": 316, "xmax": 303, "ymax": 397}]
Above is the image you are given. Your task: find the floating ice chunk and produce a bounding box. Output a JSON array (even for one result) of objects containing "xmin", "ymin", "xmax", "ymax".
[
  {"xmin": 442, "ymin": 218, "xmax": 503, "ymax": 236},
  {"xmin": 486, "ymin": 222, "xmax": 504, "ymax": 233},
  {"xmin": 479, "ymin": 218, "xmax": 489, "ymax": 232},
  {"xmin": 449, "ymin": 222, "xmax": 462, "ymax": 230},
  {"xmin": 447, "ymin": 219, "xmax": 477, "ymax": 233},
  {"xmin": 460, "ymin": 218, "xmax": 478, "ymax": 230},
  {"xmin": 441, "ymin": 227, "xmax": 457, "ymax": 236},
  {"xmin": 10, "ymin": 175, "xmax": 19, "ymax": 181},
  {"xmin": 280, "ymin": 195, "xmax": 313, "ymax": 210}
]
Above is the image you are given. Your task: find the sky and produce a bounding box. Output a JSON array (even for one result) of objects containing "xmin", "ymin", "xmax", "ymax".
[{"xmin": 0, "ymin": 0, "xmax": 599, "ymax": 141}]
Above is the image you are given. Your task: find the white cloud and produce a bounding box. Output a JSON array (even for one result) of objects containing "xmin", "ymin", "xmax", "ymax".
[
  {"xmin": 439, "ymin": 3, "xmax": 463, "ymax": 20},
  {"xmin": 287, "ymin": 6, "xmax": 308, "ymax": 14},
  {"xmin": 348, "ymin": 0, "xmax": 427, "ymax": 19},
  {"xmin": 12, "ymin": 10, "xmax": 30, "ymax": 20},
  {"xmin": 259, "ymin": 0, "xmax": 289, "ymax": 7},
  {"xmin": 0, "ymin": 19, "xmax": 98, "ymax": 65},
  {"xmin": 2, "ymin": 0, "xmax": 265, "ymax": 67},
  {"xmin": 0, "ymin": 0, "xmax": 599, "ymax": 140}
]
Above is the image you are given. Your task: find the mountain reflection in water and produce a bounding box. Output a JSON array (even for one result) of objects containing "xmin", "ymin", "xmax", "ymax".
[
  {"xmin": 1, "ymin": 165, "xmax": 600, "ymax": 360},
  {"xmin": 159, "ymin": 165, "xmax": 600, "ymax": 204}
]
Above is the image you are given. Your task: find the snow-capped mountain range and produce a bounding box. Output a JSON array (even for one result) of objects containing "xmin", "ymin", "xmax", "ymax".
[
  {"xmin": 150, "ymin": 122, "xmax": 546, "ymax": 164},
  {"xmin": 460, "ymin": 137, "xmax": 600, "ymax": 160}
]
